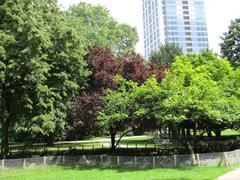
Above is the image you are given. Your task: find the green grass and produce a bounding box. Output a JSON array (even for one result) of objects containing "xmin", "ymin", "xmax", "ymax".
[
  {"xmin": 0, "ymin": 166, "xmax": 233, "ymax": 180},
  {"xmin": 221, "ymin": 129, "xmax": 240, "ymax": 136}
]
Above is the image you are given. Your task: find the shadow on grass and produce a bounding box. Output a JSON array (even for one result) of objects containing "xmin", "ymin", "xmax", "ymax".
[{"xmin": 58, "ymin": 163, "xmax": 196, "ymax": 173}]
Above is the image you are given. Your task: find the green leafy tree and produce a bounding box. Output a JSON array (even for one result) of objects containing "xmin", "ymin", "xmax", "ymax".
[
  {"xmin": 161, "ymin": 52, "xmax": 239, "ymax": 138},
  {"xmin": 150, "ymin": 43, "xmax": 183, "ymax": 67},
  {"xmin": 129, "ymin": 77, "xmax": 163, "ymax": 131},
  {"xmin": 66, "ymin": 2, "xmax": 138, "ymax": 56},
  {"xmin": 0, "ymin": 0, "xmax": 90, "ymax": 156},
  {"xmin": 220, "ymin": 18, "xmax": 240, "ymax": 67},
  {"xmin": 98, "ymin": 76, "xmax": 136, "ymax": 150}
]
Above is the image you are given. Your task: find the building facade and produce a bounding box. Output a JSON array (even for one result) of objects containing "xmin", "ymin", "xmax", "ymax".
[{"xmin": 143, "ymin": 0, "xmax": 209, "ymax": 58}]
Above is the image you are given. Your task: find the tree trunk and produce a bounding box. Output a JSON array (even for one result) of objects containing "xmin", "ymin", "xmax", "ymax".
[
  {"xmin": 45, "ymin": 134, "xmax": 54, "ymax": 146},
  {"xmin": 207, "ymin": 131, "xmax": 212, "ymax": 138},
  {"xmin": 170, "ymin": 122, "xmax": 178, "ymax": 139},
  {"xmin": 182, "ymin": 128, "xmax": 186, "ymax": 138},
  {"xmin": 110, "ymin": 131, "xmax": 116, "ymax": 151},
  {"xmin": 187, "ymin": 128, "xmax": 191, "ymax": 137},
  {"xmin": 193, "ymin": 126, "xmax": 197, "ymax": 137},
  {"xmin": 1, "ymin": 122, "xmax": 9, "ymax": 157},
  {"xmin": 214, "ymin": 130, "xmax": 221, "ymax": 137}
]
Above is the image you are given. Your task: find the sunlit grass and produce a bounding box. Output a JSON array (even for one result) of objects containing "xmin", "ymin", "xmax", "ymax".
[{"xmin": 0, "ymin": 166, "xmax": 233, "ymax": 180}]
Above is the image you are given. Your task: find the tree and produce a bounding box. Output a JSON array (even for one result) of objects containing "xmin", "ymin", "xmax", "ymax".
[
  {"xmin": 65, "ymin": 2, "xmax": 138, "ymax": 56},
  {"xmin": 129, "ymin": 77, "xmax": 163, "ymax": 131},
  {"xmin": 150, "ymin": 43, "xmax": 183, "ymax": 67},
  {"xmin": 84, "ymin": 45, "xmax": 120, "ymax": 90},
  {"xmin": 68, "ymin": 46, "xmax": 120, "ymax": 139},
  {"xmin": 220, "ymin": 18, "xmax": 240, "ymax": 67},
  {"xmin": 161, "ymin": 52, "xmax": 239, "ymax": 138},
  {"xmin": 121, "ymin": 53, "xmax": 150, "ymax": 84},
  {"xmin": 98, "ymin": 76, "xmax": 137, "ymax": 150},
  {"xmin": 68, "ymin": 91, "xmax": 103, "ymax": 139},
  {"xmin": 0, "ymin": 0, "xmax": 90, "ymax": 156}
]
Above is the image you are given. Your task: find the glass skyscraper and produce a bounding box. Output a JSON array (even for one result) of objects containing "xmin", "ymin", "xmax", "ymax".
[{"xmin": 143, "ymin": 0, "xmax": 209, "ymax": 58}]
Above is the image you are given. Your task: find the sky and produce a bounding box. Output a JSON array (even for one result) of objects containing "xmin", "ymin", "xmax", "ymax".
[{"xmin": 58, "ymin": 0, "xmax": 240, "ymax": 56}]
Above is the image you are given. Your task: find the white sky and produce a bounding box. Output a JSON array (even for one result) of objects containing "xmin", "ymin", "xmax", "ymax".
[{"xmin": 58, "ymin": 0, "xmax": 240, "ymax": 56}]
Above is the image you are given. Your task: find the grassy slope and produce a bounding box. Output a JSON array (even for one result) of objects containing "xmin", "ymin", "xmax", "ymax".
[{"xmin": 0, "ymin": 166, "xmax": 233, "ymax": 180}]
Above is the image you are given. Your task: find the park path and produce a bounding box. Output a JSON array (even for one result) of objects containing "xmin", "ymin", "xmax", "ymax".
[
  {"xmin": 217, "ymin": 168, "xmax": 240, "ymax": 180},
  {"xmin": 9, "ymin": 135, "xmax": 148, "ymax": 148}
]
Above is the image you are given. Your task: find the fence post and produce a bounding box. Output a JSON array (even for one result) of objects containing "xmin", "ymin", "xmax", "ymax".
[
  {"xmin": 43, "ymin": 156, "xmax": 46, "ymax": 166},
  {"xmin": 196, "ymin": 154, "xmax": 200, "ymax": 167},
  {"xmin": 23, "ymin": 158, "xmax": 26, "ymax": 169},
  {"xmin": 1, "ymin": 159, "xmax": 4, "ymax": 169},
  {"xmin": 173, "ymin": 154, "xmax": 177, "ymax": 167},
  {"xmin": 152, "ymin": 156, "xmax": 156, "ymax": 168},
  {"xmin": 92, "ymin": 145, "xmax": 95, "ymax": 151},
  {"xmin": 102, "ymin": 144, "xmax": 104, "ymax": 150},
  {"xmin": 117, "ymin": 156, "xmax": 120, "ymax": 166},
  {"xmin": 235, "ymin": 150, "xmax": 240, "ymax": 162},
  {"xmin": 134, "ymin": 156, "xmax": 137, "ymax": 166},
  {"xmin": 100, "ymin": 155, "xmax": 103, "ymax": 165},
  {"xmin": 62, "ymin": 155, "xmax": 65, "ymax": 164},
  {"xmin": 223, "ymin": 152, "xmax": 230, "ymax": 167}
]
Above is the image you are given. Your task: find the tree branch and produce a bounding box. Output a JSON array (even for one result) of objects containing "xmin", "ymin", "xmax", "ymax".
[{"xmin": 115, "ymin": 129, "xmax": 133, "ymax": 149}]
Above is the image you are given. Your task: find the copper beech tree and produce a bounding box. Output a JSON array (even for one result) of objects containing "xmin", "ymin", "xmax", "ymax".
[{"xmin": 68, "ymin": 46, "xmax": 120, "ymax": 139}]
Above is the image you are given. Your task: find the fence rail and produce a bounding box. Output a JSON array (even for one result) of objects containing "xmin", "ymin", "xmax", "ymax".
[{"xmin": 1, "ymin": 149, "xmax": 240, "ymax": 170}]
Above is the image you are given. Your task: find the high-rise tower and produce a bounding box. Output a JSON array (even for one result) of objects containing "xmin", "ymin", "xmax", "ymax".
[{"xmin": 143, "ymin": 0, "xmax": 209, "ymax": 58}]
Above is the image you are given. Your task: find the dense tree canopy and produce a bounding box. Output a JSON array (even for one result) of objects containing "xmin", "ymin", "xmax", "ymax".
[
  {"xmin": 84, "ymin": 45, "xmax": 120, "ymax": 90},
  {"xmin": 0, "ymin": 0, "xmax": 90, "ymax": 155},
  {"xmin": 150, "ymin": 43, "xmax": 183, "ymax": 67},
  {"xmin": 121, "ymin": 53, "xmax": 149, "ymax": 84},
  {"xmin": 99, "ymin": 52, "xmax": 240, "ymax": 150},
  {"xmin": 65, "ymin": 2, "xmax": 138, "ymax": 56},
  {"xmin": 68, "ymin": 91, "xmax": 103, "ymax": 139},
  {"xmin": 68, "ymin": 46, "xmax": 120, "ymax": 139},
  {"xmin": 221, "ymin": 17, "xmax": 240, "ymax": 67},
  {"xmin": 98, "ymin": 76, "xmax": 136, "ymax": 150},
  {"xmin": 160, "ymin": 52, "xmax": 240, "ymax": 137}
]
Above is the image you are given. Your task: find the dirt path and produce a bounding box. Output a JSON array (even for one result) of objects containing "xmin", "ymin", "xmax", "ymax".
[{"xmin": 217, "ymin": 169, "xmax": 240, "ymax": 180}]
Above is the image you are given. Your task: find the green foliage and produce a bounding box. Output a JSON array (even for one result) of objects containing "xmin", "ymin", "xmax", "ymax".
[
  {"xmin": 65, "ymin": 2, "xmax": 138, "ymax": 56},
  {"xmin": 129, "ymin": 77, "xmax": 163, "ymax": 130},
  {"xmin": 150, "ymin": 43, "xmax": 183, "ymax": 67},
  {"xmin": 98, "ymin": 76, "xmax": 136, "ymax": 132},
  {"xmin": 98, "ymin": 52, "xmax": 240, "ymax": 141},
  {"xmin": 161, "ymin": 52, "xmax": 240, "ymax": 128},
  {"xmin": 0, "ymin": 0, "xmax": 90, "ymax": 153},
  {"xmin": 98, "ymin": 76, "xmax": 137, "ymax": 149},
  {"xmin": 221, "ymin": 17, "xmax": 240, "ymax": 67}
]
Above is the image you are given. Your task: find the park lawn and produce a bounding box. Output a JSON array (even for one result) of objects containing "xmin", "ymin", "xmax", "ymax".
[
  {"xmin": 0, "ymin": 166, "xmax": 233, "ymax": 180},
  {"xmin": 221, "ymin": 129, "xmax": 240, "ymax": 136}
]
